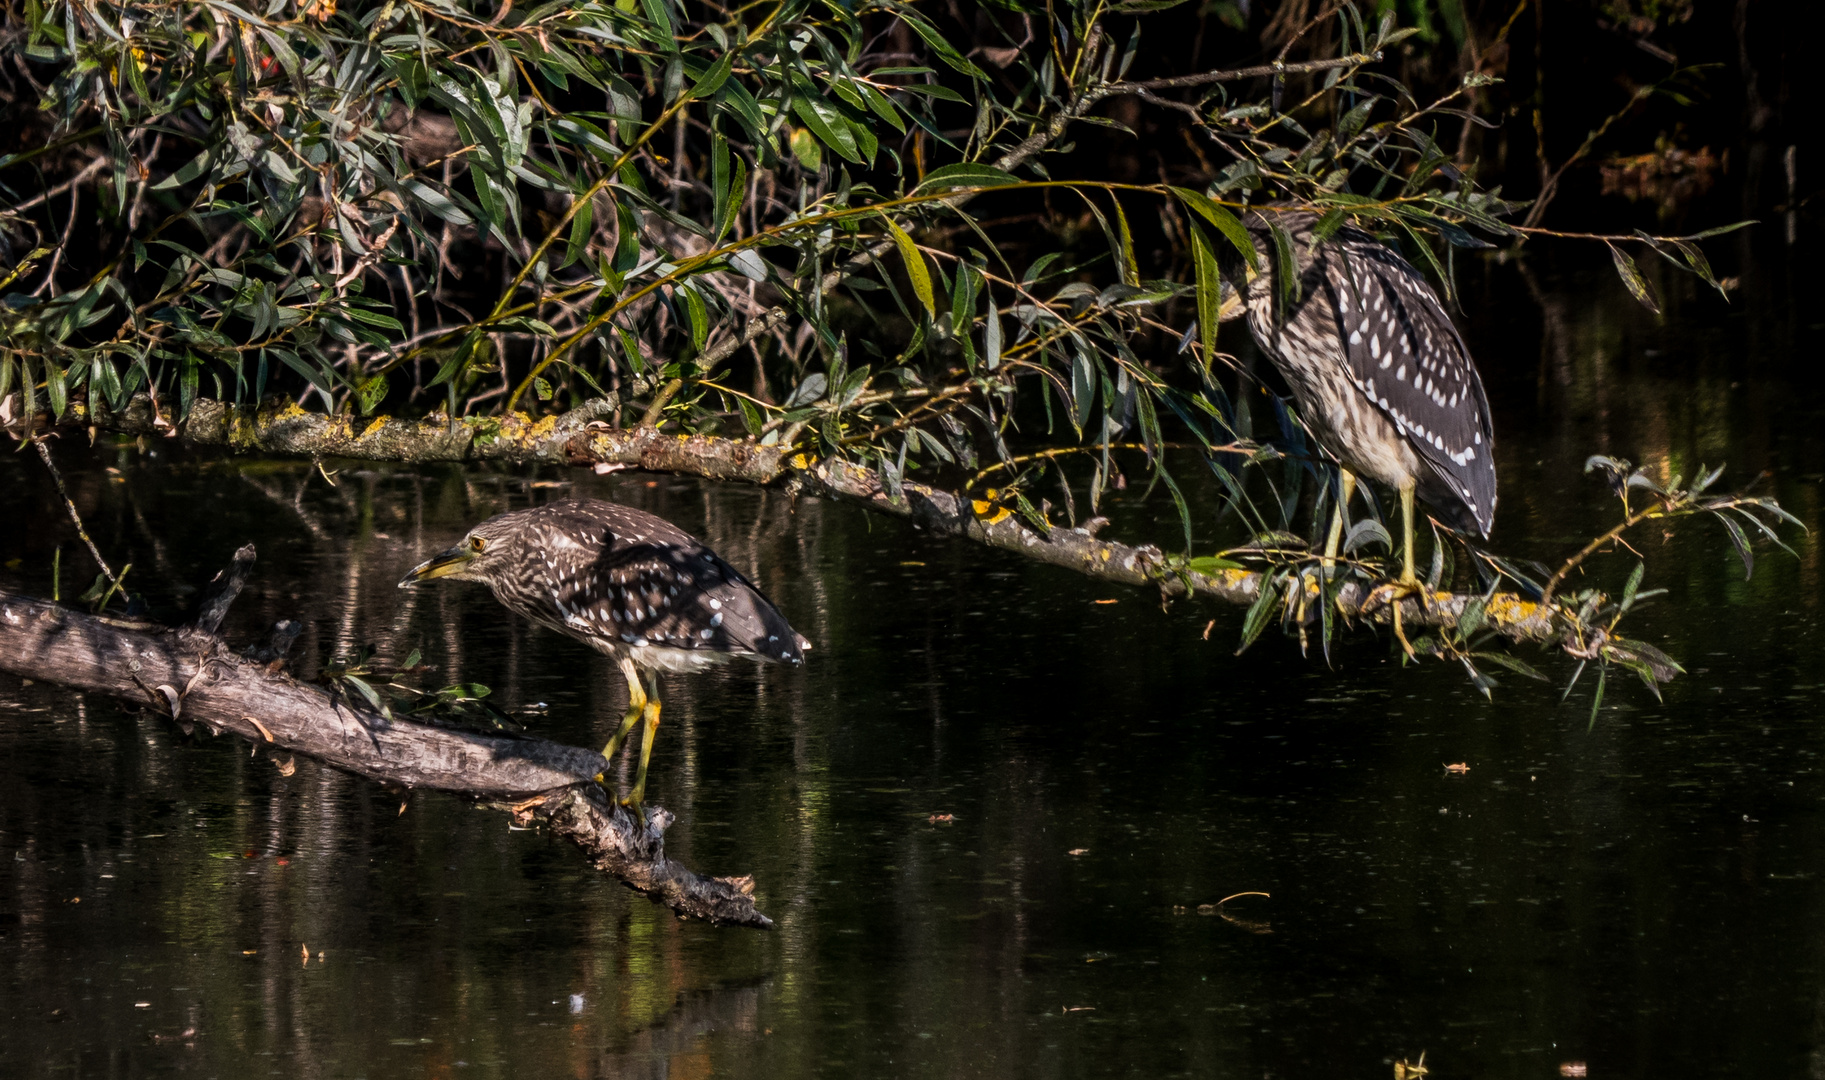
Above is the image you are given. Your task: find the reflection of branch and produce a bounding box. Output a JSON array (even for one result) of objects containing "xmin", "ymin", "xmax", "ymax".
[
  {"xmin": 35, "ymin": 442, "xmax": 122, "ymax": 589},
  {"xmin": 237, "ymin": 472, "xmax": 329, "ymax": 539}
]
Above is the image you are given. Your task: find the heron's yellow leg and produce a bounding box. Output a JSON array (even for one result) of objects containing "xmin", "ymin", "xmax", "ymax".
[
  {"xmin": 597, "ymin": 658, "xmax": 646, "ymax": 784},
  {"xmin": 1321, "ymin": 468, "xmax": 1358, "ymax": 571},
  {"xmin": 622, "ymin": 679, "xmax": 663, "ymax": 808},
  {"xmin": 1390, "ymin": 477, "xmax": 1421, "ymax": 657},
  {"xmin": 1399, "ymin": 478, "xmax": 1421, "ymax": 588},
  {"xmin": 1365, "ymin": 479, "xmax": 1425, "ymax": 658}
]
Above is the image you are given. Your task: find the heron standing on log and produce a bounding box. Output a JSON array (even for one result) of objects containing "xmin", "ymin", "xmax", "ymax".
[
  {"xmin": 1222, "ymin": 209, "xmax": 1498, "ymax": 636},
  {"xmin": 400, "ymin": 499, "xmax": 810, "ymax": 807}
]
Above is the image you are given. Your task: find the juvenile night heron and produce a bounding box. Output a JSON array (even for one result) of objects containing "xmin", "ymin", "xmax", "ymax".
[
  {"xmin": 1222, "ymin": 209, "xmax": 1497, "ymax": 604},
  {"xmin": 399, "ymin": 498, "xmax": 810, "ymax": 806}
]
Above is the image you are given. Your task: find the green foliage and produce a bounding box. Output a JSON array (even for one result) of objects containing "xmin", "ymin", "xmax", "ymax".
[
  {"xmin": 0, "ymin": 0, "xmax": 1785, "ymax": 700},
  {"xmin": 1, "ymin": 0, "xmax": 1727, "ymax": 441},
  {"xmin": 321, "ymin": 644, "xmax": 518, "ymax": 730}
]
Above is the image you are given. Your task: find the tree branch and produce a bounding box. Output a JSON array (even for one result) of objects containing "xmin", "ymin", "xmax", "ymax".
[
  {"xmin": 66, "ymin": 394, "xmax": 1562, "ymax": 643},
  {"xmin": 624, "ymin": 43, "xmax": 1304, "ymax": 424},
  {"xmin": 1099, "ymin": 53, "xmax": 1380, "ymax": 95},
  {"xmin": 0, "ymin": 579, "xmax": 773, "ymax": 929}
]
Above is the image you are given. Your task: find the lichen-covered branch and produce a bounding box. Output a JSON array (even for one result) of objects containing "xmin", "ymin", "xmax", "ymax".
[{"xmin": 65, "ymin": 394, "xmax": 1560, "ymax": 643}]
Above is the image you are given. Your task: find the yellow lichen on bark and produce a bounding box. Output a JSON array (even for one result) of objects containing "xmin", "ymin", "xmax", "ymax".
[{"xmin": 1486, "ymin": 594, "xmax": 1542, "ymax": 625}]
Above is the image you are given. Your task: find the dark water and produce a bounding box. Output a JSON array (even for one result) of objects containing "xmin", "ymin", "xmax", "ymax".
[{"xmin": 2, "ymin": 251, "xmax": 1824, "ymax": 1079}]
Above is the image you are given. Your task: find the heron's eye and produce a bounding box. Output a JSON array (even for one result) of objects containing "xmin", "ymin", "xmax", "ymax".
[{"xmin": 470, "ymin": 536, "xmax": 487, "ymax": 553}]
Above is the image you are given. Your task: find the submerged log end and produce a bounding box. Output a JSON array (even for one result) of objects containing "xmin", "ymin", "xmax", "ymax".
[{"xmin": 537, "ymin": 788, "xmax": 775, "ymax": 929}]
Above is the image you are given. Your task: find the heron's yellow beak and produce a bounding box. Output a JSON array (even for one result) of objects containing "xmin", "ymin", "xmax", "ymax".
[
  {"xmin": 1217, "ymin": 290, "xmax": 1246, "ymax": 323},
  {"xmin": 399, "ymin": 545, "xmax": 474, "ymax": 588}
]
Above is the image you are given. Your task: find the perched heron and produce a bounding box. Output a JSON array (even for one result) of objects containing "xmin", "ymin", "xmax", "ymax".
[
  {"xmin": 399, "ymin": 498, "xmax": 809, "ymax": 806},
  {"xmin": 1221, "ymin": 208, "xmax": 1497, "ymax": 604}
]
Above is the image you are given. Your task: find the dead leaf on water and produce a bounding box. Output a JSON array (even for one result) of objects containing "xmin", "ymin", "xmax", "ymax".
[{"xmin": 1214, "ymin": 891, "xmax": 1273, "ymax": 934}]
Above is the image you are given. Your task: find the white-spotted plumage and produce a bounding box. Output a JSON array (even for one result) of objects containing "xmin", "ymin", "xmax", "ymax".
[
  {"xmin": 399, "ymin": 498, "xmax": 810, "ymax": 805},
  {"xmin": 436, "ymin": 499, "xmax": 810, "ymax": 672},
  {"xmin": 1233, "ymin": 209, "xmax": 1498, "ymax": 537}
]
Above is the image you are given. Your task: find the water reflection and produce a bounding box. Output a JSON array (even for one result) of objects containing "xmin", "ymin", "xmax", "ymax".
[{"xmin": 2, "ymin": 250, "xmax": 1823, "ymax": 1078}]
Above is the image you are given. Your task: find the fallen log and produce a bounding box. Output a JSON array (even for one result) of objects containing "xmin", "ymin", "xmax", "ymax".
[{"xmin": 0, "ymin": 556, "xmax": 772, "ymax": 929}]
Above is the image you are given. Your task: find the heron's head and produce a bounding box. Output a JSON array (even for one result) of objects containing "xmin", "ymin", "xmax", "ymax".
[
  {"xmin": 1210, "ymin": 210, "xmax": 1277, "ymax": 322},
  {"xmin": 398, "ymin": 517, "xmax": 520, "ymax": 589}
]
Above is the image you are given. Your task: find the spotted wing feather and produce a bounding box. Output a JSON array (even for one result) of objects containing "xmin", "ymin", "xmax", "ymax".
[
  {"xmin": 1321, "ymin": 231, "xmax": 1497, "ymax": 536},
  {"xmin": 490, "ymin": 500, "xmax": 810, "ymax": 663}
]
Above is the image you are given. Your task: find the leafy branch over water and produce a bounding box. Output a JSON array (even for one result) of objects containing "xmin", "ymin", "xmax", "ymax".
[
  {"xmin": 0, "ymin": 0, "xmax": 1793, "ymax": 705},
  {"xmin": 32, "ymin": 396, "xmax": 1804, "ymax": 721}
]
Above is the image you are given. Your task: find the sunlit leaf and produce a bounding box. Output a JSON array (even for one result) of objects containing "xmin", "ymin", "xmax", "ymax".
[
  {"xmin": 884, "ymin": 217, "xmax": 936, "ymax": 318},
  {"xmin": 789, "ymin": 127, "xmax": 823, "ymax": 170},
  {"xmin": 1171, "ymin": 187, "xmax": 1257, "ymax": 272},
  {"xmin": 1717, "ymin": 514, "xmax": 1753, "ymax": 580},
  {"xmin": 1607, "ymin": 243, "xmax": 1661, "ymax": 315},
  {"xmin": 912, "ymin": 163, "xmax": 1019, "ymax": 194},
  {"xmin": 1236, "ymin": 573, "xmax": 1282, "ymax": 654},
  {"xmin": 1471, "ymin": 652, "xmax": 1550, "ymax": 682}
]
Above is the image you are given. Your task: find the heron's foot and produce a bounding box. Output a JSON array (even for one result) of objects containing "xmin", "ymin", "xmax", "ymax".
[
  {"xmin": 1367, "ymin": 575, "xmax": 1428, "ymax": 659},
  {"xmin": 1366, "ymin": 574, "xmax": 1428, "ymax": 606},
  {"xmin": 591, "ymin": 774, "xmax": 645, "ymax": 811},
  {"xmin": 593, "ymin": 762, "xmax": 631, "ymax": 804}
]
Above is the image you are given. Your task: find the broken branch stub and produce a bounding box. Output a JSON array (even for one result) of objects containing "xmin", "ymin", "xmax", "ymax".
[{"xmin": 193, "ymin": 542, "xmax": 256, "ymax": 635}]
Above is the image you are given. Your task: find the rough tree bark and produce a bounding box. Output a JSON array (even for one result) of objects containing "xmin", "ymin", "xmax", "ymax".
[
  {"xmin": 66, "ymin": 393, "xmax": 1563, "ymax": 642},
  {"xmin": 0, "ymin": 549, "xmax": 773, "ymax": 929}
]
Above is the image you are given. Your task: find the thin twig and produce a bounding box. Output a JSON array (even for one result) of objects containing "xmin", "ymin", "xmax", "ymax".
[
  {"xmin": 970, "ymin": 441, "xmax": 1209, "ymax": 485},
  {"xmin": 1101, "ymin": 53, "xmax": 1378, "ymax": 95},
  {"xmin": 35, "ymin": 441, "xmax": 122, "ymax": 589},
  {"xmin": 1, "ymin": 154, "xmax": 108, "ymax": 217}
]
